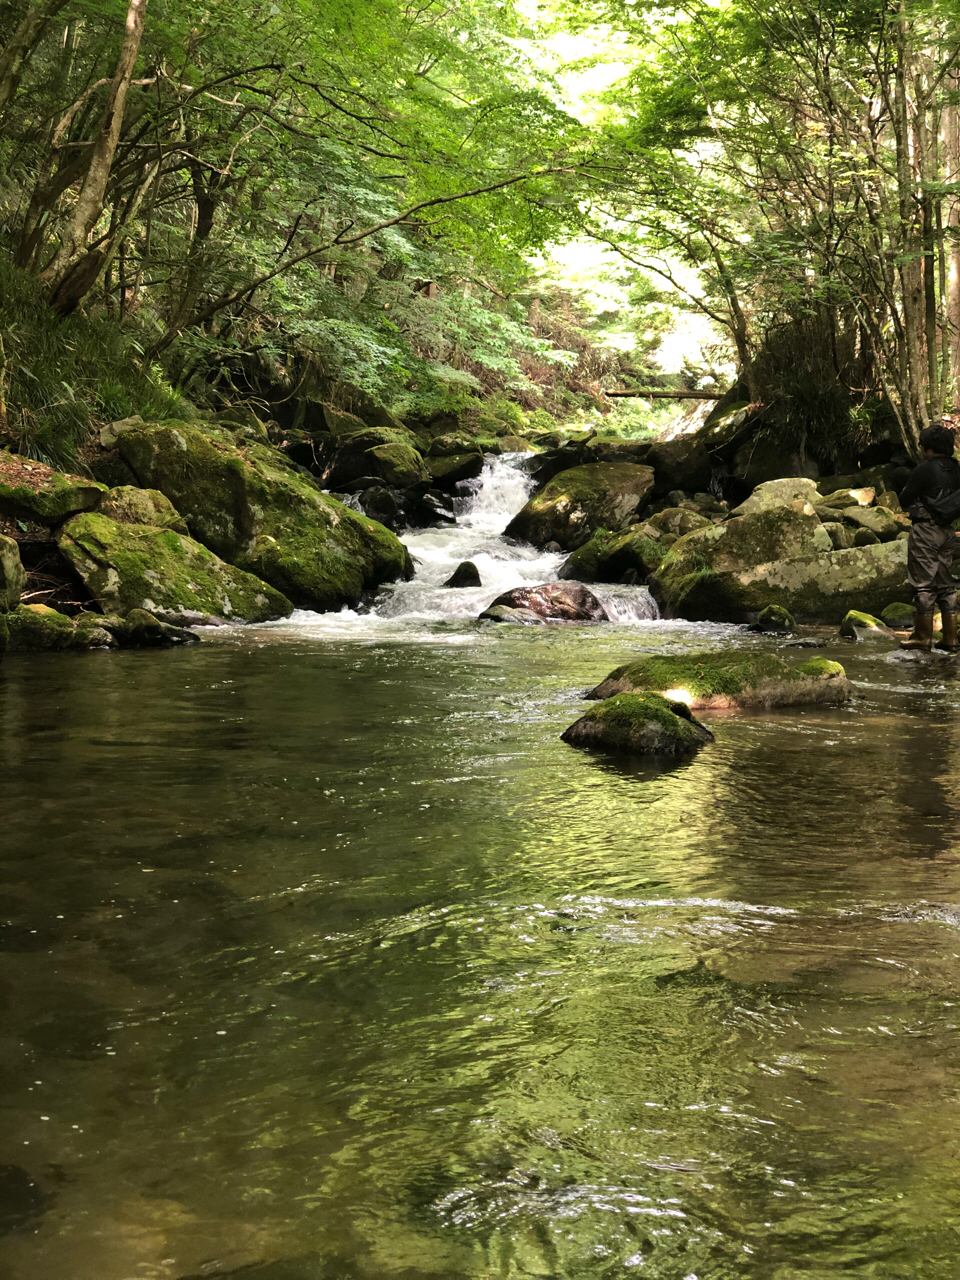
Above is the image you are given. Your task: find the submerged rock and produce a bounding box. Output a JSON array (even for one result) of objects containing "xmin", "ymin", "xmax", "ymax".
[
  {"xmin": 58, "ymin": 512, "xmax": 292, "ymax": 623},
  {"xmin": 116, "ymin": 421, "xmax": 412, "ymax": 610},
  {"xmin": 484, "ymin": 582, "xmax": 609, "ymax": 622},
  {"xmin": 586, "ymin": 650, "xmax": 851, "ymax": 709},
  {"xmin": 0, "ymin": 534, "xmax": 26, "ymax": 610},
  {"xmin": 558, "ymin": 527, "xmax": 666, "ymax": 584},
  {"xmin": 0, "ymin": 450, "xmax": 105, "ymax": 524},
  {"xmin": 478, "ymin": 604, "xmax": 545, "ymax": 625},
  {"xmin": 561, "ymin": 692, "xmax": 714, "ymax": 755},
  {"xmin": 504, "ymin": 462, "xmax": 655, "ymax": 550},
  {"xmin": 443, "ymin": 561, "xmax": 482, "ymax": 588}
]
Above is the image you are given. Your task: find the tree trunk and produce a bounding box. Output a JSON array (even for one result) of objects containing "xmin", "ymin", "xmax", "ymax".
[
  {"xmin": 0, "ymin": 0, "xmax": 72, "ymax": 112},
  {"xmin": 42, "ymin": 0, "xmax": 148, "ymax": 313}
]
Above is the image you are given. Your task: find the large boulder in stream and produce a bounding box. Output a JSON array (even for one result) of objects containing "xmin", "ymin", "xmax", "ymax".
[
  {"xmin": 3, "ymin": 603, "xmax": 116, "ymax": 650},
  {"xmin": 482, "ymin": 582, "xmax": 609, "ymax": 622},
  {"xmin": 504, "ymin": 463, "xmax": 655, "ymax": 551},
  {"xmin": 558, "ymin": 527, "xmax": 667, "ymax": 584},
  {"xmin": 562, "ymin": 692, "xmax": 715, "ymax": 756},
  {"xmin": 587, "ymin": 651, "xmax": 851, "ymax": 709},
  {"xmin": 58, "ymin": 512, "xmax": 292, "ymax": 623},
  {"xmin": 115, "ymin": 421, "xmax": 412, "ymax": 610}
]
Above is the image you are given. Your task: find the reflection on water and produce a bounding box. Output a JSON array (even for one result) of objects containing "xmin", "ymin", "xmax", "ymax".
[{"xmin": 1, "ymin": 622, "xmax": 959, "ymax": 1280}]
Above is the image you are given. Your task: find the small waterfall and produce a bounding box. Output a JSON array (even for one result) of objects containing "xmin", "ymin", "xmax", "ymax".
[{"xmin": 286, "ymin": 452, "xmax": 660, "ymax": 629}]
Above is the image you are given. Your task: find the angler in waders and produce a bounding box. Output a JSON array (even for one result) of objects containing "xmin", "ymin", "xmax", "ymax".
[{"xmin": 899, "ymin": 422, "xmax": 960, "ymax": 653}]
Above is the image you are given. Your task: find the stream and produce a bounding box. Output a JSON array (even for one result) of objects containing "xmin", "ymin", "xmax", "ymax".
[{"xmin": 1, "ymin": 455, "xmax": 959, "ymax": 1280}]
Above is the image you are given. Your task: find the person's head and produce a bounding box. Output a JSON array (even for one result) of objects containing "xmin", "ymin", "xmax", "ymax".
[{"xmin": 919, "ymin": 422, "xmax": 956, "ymax": 458}]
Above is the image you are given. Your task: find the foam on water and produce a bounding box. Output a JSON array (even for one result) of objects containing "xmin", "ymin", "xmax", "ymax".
[{"xmin": 271, "ymin": 452, "xmax": 659, "ymax": 633}]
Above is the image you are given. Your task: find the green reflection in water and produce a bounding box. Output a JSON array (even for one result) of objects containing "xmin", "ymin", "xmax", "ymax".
[{"xmin": 1, "ymin": 624, "xmax": 958, "ymax": 1280}]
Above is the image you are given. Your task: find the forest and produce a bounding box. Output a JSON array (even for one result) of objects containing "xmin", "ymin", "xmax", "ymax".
[{"xmin": 2, "ymin": 5, "xmax": 960, "ymax": 1280}]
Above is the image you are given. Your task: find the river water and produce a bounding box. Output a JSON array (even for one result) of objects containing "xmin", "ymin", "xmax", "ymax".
[{"xmin": 1, "ymin": 458, "xmax": 959, "ymax": 1280}]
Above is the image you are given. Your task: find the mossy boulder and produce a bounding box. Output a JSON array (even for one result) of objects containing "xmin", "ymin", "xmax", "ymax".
[
  {"xmin": 97, "ymin": 486, "xmax": 188, "ymax": 534},
  {"xmin": 646, "ymin": 435, "xmax": 712, "ymax": 495},
  {"xmin": 58, "ymin": 512, "xmax": 292, "ymax": 624},
  {"xmin": 0, "ymin": 449, "xmax": 106, "ymax": 525},
  {"xmin": 505, "ymin": 463, "xmax": 656, "ymax": 551},
  {"xmin": 116, "ymin": 421, "xmax": 412, "ymax": 610},
  {"xmin": 817, "ymin": 486, "xmax": 875, "ymax": 509},
  {"xmin": 426, "ymin": 452, "xmax": 484, "ymax": 486},
  {"xmin": 838, "ymin": 506, "xmax": 899, "ymax": 541},
  {"xmin": 561, "ymin": 692, "xmax": 714, "ymax": 756},
  {"xmin": 586, "ymin": 650, "xmax": 851, "ymax": 709},
  {"xmin": 838, "ymin": 609, "xmax": 895, "ymax": 640},
  {"xmin": 731, "ymin": 477, "xmax": 820, "ymax": 516},
  {"xmin": 654, "ymin": 507, "xmax": 908, "ymax": 623},
  {"xmin": 4, "ymin": 603, "xmax": 116, "ymax": 650},
  {"xmin": 880, "ymin": 601, "xmax": 915, "ymax": 629},
  {"xmin": 93, "ymin": 607, "xmax": 199, "ymax": 647},
  {"xmin": 821, "ymin": 521, "xmax": 853, "ymax": 550},
  {"xmin": 366, "ymin": 443, "xmax": 429, "ymax": 488},
  {"xmin": 1, "ymin": 533, "xmax": 26, "ymax": 610},
  {"xmin": 558, "ymin": 528, "xmax": 666, "ymax": 584},
  {"xmin": 756, "ymin": 604, "xmax": 795, "ymax": 633},
  {"xmin": 647, "ymin": 507, "xmax": 714, "ymax": 537}
]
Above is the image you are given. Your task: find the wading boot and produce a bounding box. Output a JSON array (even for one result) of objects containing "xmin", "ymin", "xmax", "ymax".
[
  {"xmin": 900, "ymin": 611, "xmax": 934, "ymax": 651},
  {"xmin": 935, "ymin": 611, "xmax": 959, "ymax": 654}
]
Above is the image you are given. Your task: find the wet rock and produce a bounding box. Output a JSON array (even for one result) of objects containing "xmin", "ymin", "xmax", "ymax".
[
  {"xmin": 97, "ymin": 485, "xmax": 189, "ymax": 534},
  {"xmin": 561, "ymin": 692, "xmax": 714, "ymax": 756},
  {"xmin": 426, "ymin": 452, "xmax": 484, "ymax": 487},
  {"xmin": 646, "ymin": 435, "xmax": 712, "ymax": 495},
  {"xmin": 784, "ymin": 636, "xmax": 827, "ymax": 648},
  {"xmin": 116, "ymin": 421, "xmax": 412, "ymax": 610},
  {"xmin": 838, "ymin": 609, "xmax": 895, "ymax": 641},
  {"xmin": 752, "ymin": 604, "xmax": 796, "ymax": 633},
  {"xmin": 558, "ymin": 528, "xmax": 665, "ymax": 584},
  {"xmin": 586, "ymin": 650, "xmax": 851, "ymax": 709},
  {"xmin": 444, "ymin": 561, "xmax": 482, "ymax": 588},
  {"xmin": 485, "ymin": 582, "xmax": 609, "ymax": 621},
  {"xmin": 582, "ymin": 437, "xmax": 652, "ymax": 465},
  {"xmin": 731, "ymin": 477, "xmax": 820, "ymax": 516},
  {"xmin": 0, "ymin": 449, "xmax": 106, "ymax": 525},
  {"xmin": 4, "ymin": 603, "xmax": 117, "ymax": 650},
  {"xmin": 478, "ymin": 604, "xmax": 546, "ymax": 625},
  {"xmin": 880, "ymin": 601, "xmax": 914, "ymax": 629},
  {"xmin": 544, "ymin": 541, "xmax": 562, "ymax": 553},
  {"xmin": 96, "ymin": 608, "xmax": 200, "ymax": 647},
  {"xmin": 419, "ymin": 490, "xmax": 456, "ymax": 524},
  {"xmin": 504, "ymin": 462, "xmax": 655, "ymax": 550},
  {"xmin": 357, "ymin": 486, "xmax": 402, "ymax": 530},
  {"xmin": 58, "ymin": 512, "xmax": 292, "ymax": 623},
  {"xmin": 0, "ymin": 534, "xmax": 26, "ymax": 610}
]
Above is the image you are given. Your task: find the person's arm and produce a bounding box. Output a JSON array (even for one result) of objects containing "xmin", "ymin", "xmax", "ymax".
[{"xmin": 899, "ymin": 461, "xmax": 930, "ymax": 508}]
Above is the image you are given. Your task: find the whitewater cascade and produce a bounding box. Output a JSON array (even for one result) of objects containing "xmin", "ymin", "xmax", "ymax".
[{"xmin": 283, "ymin": 453, "xmax": 660, "ymax": 631}]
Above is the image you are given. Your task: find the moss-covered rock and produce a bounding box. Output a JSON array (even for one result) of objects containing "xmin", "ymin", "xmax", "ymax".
[
  {"xmin": 505, "ymin": 462, "xmax": 656, "ymax": 551},
  {"xmin": 94, "ymin": 607, "xmax": 200, "ymax": 647},
  {"xmin": 880, "ymin": 601, "xmax": 915, "ymax": 628},
  {"xmin": 646, "ymin": 436, "xmax": 712, "ymax": 495},
  {"xmin": 731, "ymin": 477, "xmax": 820, "ymax": 516},
  {"xmin": 558, "ymin": 527, "xmax": 666, "ymax": 584},
  {"xmin": 4, "ymin": 603, "xmax": 116, "ymax": 650},
  {"xmin": 756, "ymin": 604, "xmax": 795, "ymax": 633},
  {"xmin": 839, "ymin": 506, "xmax": 899, "ymax": 541},
  {"xmin": 821, "ymin": 521, "xmax": 853, "ymax": 550},
  {"xmin": 0, "ymin": 449, "xmax": 106, "ymax": 525},
  {"xmin": 654, "ymin": 506, "xmax": 908, "ymax": 622},
  {"xmin": 58, "ymin": 512, "xmax": 292, "ymax": 623},
  {"xmin": 116, "ymin": 421, "xmax": 412, "ymax": 610},
  {"xmin": 817, "ymin": 485, "xmax": 875, "ymax": 508},
  {"xmin": 97, "ymin": 486, "xmax": 188, "ymax": 534},
  {"xmin": 647, "ymin": 507, "xmax": 714, "ymax": 537},
  {"xmin": 1, "ymin": 533, "xmax": 26, "ymax": 610},
  {"xmin": 838, "ymin": 609, "xmax": 895, "ymax": 640},
  {"xmin": 426, "ymin": 452, "xmax": 484, "ymax": 486},
  {"xmin": 561, "ymin": 692, "xmax": 714, "ymax": 755},
  {"xmin": 586, "ymin": 650, "xmax": 851, "ymax": 709},
  {"xmin": 366, "ymin": 442, "xmax": 429, "ymax": 487}
]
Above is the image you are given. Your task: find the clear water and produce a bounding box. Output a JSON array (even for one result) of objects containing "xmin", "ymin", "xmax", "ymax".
[{"xmin": 1, "ymin": 459, "xmax": 959, "ymax": 1280}]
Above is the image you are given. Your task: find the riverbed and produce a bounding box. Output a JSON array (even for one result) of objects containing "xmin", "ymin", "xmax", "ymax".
[{"xmin": 2, "ymin": 460, "xmax": 959, "ymax": 1279}]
